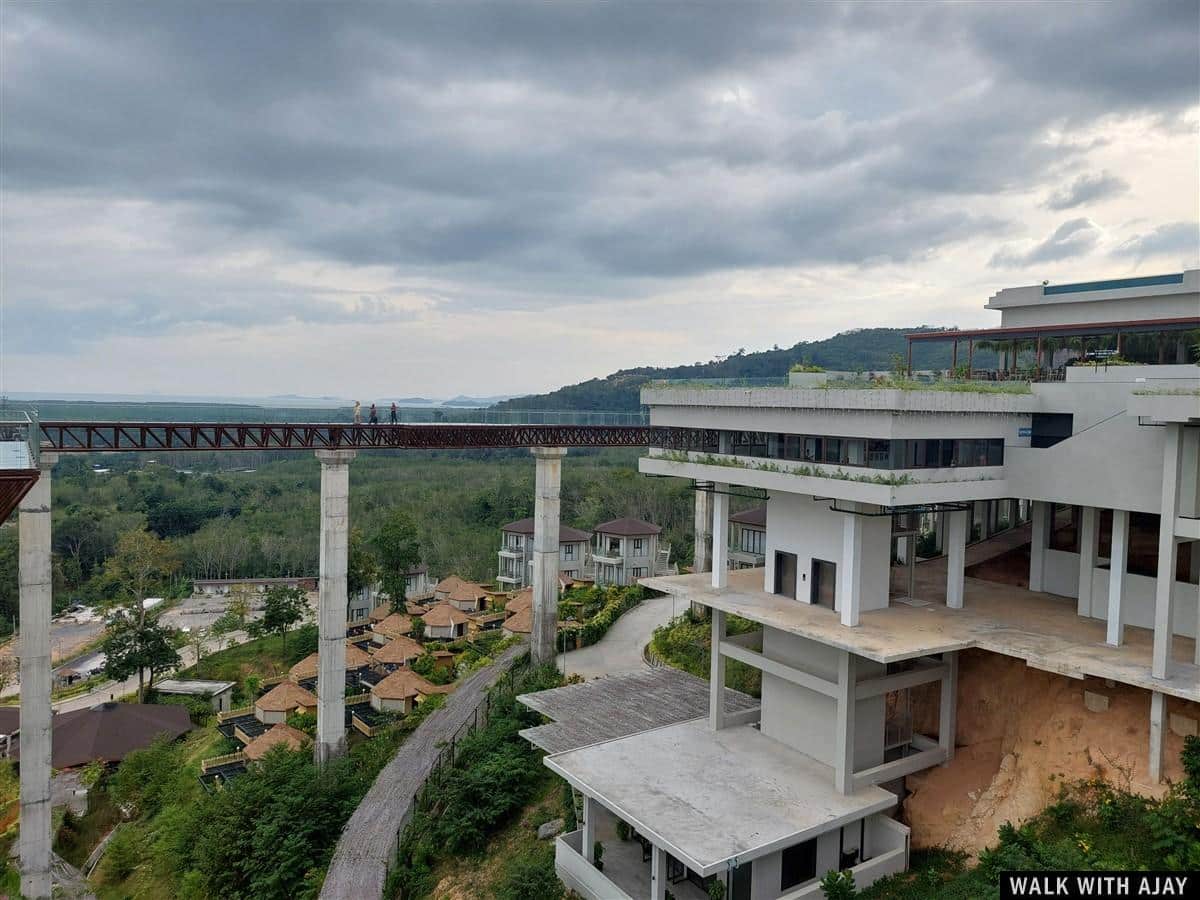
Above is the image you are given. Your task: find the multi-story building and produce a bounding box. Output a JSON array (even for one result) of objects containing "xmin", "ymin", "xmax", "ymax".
[
  {"xmin": 497, "ymin": 518, "xmax": 593, "ymax": 587},
  {"xmin": 533, "ymin": 271, "xmax": 1199, "ymax": 900},
  {"xmin": 729, "ymin": 507, "xmax": 766, "ymax": 569},
  {"xmin": 591, "ymin": 518, "xmax": 675, "ymax": 587}
]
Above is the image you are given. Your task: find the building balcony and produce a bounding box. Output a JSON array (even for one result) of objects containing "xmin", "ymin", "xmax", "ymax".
[
  {"xmin": 496, "ymin": 574, "xmax": 523, "ymax": 586},
  {"xmin": 592, "ymin": 551, "xmax": 624, "ymax": 566},
  {"xmin": 498, "ymin": 548, "xmax": 524, "ymax": 559},
  {"xmin": 642, "ymin": 564, "xmax": 1199, "ymax": 703},
  {"xmin": 729, "ymin": 548, "xmax": 766, "ymax": 568}
]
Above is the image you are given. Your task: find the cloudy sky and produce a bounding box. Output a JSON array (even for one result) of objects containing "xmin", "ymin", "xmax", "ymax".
[{"xmin": 2, "ymin": 2, "xmax": 1197, "ymax": 400}]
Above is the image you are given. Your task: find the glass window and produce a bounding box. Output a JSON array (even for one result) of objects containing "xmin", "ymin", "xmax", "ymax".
[
  {"xmin": 803, "ymin": 437, "xmax": 821, "ymax": 462},
  {"xmin": 824, "ymin": 438, "xmax": 842, "ymax": 464},
  {"xmin": 868, "ymin": 439, "xmax": 891, "ymax": 468},
  {"xmin": 782, "ymin": 435, "xmax": 803, "ymax": 460},
  {"xmin": 781, "ymin": 839, "xmax": 818, "ymax": 890},
  {"xmin": 987, "ymin": 438, "xmax": 1004, "ymax": 466},
  {"xmin": 562, "ymin": 544, "xmax": 575, "ymax": 559},
  {"xmin": 739, "ymin": 528, "xmax": 764, "ymax": 555},
  {"xmin": 845, "ymin": 439, "xmax": 866, "ymax": 466},
  {"xmin": 939, "ymin": 440, "xmax": 954, "ymax": 467}
]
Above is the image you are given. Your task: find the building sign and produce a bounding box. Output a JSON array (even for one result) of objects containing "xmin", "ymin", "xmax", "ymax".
[{"xmin": 1018, "ymin": 426, "xmax": 1032, "ymax": 437}]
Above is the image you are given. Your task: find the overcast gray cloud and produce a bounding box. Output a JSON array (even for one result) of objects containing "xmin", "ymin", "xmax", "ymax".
[
  {"xmin": 1045, "ymin": 172, "xmax": 1130, "ymax": 210},
  {"xmin": 1112, "ymin": 222, "xmax": 1200, "ymax": 260},
  {"xmin": 1, "ymin": 0, "xmax": 1197, "ymax": 396}
]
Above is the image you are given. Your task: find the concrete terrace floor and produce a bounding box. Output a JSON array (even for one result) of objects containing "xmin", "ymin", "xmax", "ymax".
[{"xmin": 643, "ymin": 536, "xmax": 1199, "ymax": 703}]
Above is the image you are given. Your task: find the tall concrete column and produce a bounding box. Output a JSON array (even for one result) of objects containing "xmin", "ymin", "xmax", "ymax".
[
  {"xmin": 939, "ymin": 651, "xmax": 958, "ymax": 762},
  {"xmin": 1153, "ymin": 424, "xmax": 1183, "ymax": 680},
  {"xmin": 838, "ymin": 508, "xmax": 864, "ymax": 626},
  {"xmin": 531, "ymin": 448, "xmax": 566, "ymax": 665},
  {"xmin": 1149, "ymin": 691, "xmax": 1166, "ymax": 784},
  {"xmin": 315, "ymin": 449, "xmax": 355, "ymax": 765},
  {"xmin": 710, "ymin": 483, "xmax": 729, "ymax": 590},
  {"xmin": 19, "ymin": 451, "xmax": 56, "ymax": 900},
  {"xmin": 945, "ymin": 508, "xmax": 969, "ymax": 609},
  {"xmin": 1106, "ymin": 509, "xmax": 1130, "ymax": 648},
  {"xmin": 1077, "ymin": 506, "xmax": 1098, "ymax": 618},
  {"xmin": 650, "ymin": 844, "xmax": 667, "ymax": 900},
  {"xmin": 834, "ymin": 651, "xmax": 857, "ymax": 794},
  {"xmin": 581, "ymin": 795, "xmax": 596, "ymax": 863},
  {"xmin": 1029, "ymin": 500, "xmax": 1049, "ymax": 592},
  {"xmin": 709, "ymin": 608, "xmax": 726, "ymax": 730},
  {"xmin": 692, "ymin": 487, "xmax": 712, "ymax": 575}
]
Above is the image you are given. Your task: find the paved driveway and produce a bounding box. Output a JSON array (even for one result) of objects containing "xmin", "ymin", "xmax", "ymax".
[{"xmin": 562, "ymin": 591, "xmax": 689, "ymax": 680}]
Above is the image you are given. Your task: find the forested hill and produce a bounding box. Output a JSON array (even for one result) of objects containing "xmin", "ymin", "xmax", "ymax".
[{"xmin": 495, "ymin": 326, "xmax": 997, "ymax": 412}]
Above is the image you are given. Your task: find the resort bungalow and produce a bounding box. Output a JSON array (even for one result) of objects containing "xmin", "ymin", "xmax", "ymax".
[
  {"xmin": 288, "ymin": 642, "xmax": 373, "ymax": 684},
  {"xmin": 502, "ymin": 605, "xmax": 533, "ymax": 639},
  {"xmin": 370, "ymin": 634, "xmax": 425, "ymax": 671},
  {"xmin": 372, "ymin": 612, "xmax": 415, "ymax": 643},
  {"xmin": 254, "ymin": 682, "xmax": 318, "ymax": 725},
  {"xmin": 445, "ymin": 581, "xmax": 490, "ymax": 614},
  {"xmin": 422, "ymin": 603, "xmax": 470, "ymax": 640},
  {"xmin": 369, "ymin": 669, "xmax": 451, "ymax": 714},
  {"xmin": 242, "ymin": 723, "xmax": 309, "ymax": 761}
]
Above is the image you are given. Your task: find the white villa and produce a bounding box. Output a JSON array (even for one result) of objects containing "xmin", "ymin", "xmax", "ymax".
[
  {"xmin": 529, "ymin": 270, "xmax": 1200, "ymax": 900},
  {"xmin": 497, "ymin": 517, "xmax": 593, "ymax": 588},
  {"xmin": 591, "ymin": 518, "xmax": 675, "ymax": 587}
]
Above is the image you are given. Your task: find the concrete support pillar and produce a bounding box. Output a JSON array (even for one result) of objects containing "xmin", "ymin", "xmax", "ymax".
[
  {"xmin": 1106, "ymin": 509, "xmax": 1130, "ymax": 648},
  {"xmin": 1077, "ymin": 506, "xmax": 1098, "ymax": 618},
  {"xmin": 945, "ymin": 508, "xmax": 969, "ymax": 609},
  {"xmin": 315, "ymin": 449, "xmax": 355, "ymax": 766},
  {"xmin": 18, "ymin": 452, "xmax": 56, "ymax": 900},
  {"xmin": 710, "ymin": 483, "xmax": 729, "ymax": 590},
  {"xmin": 709, "ymin": 608, "xmax": 726, "ymax": 730},
  {"xmin": 1153, "ymin": 424, "xmax": 1183, "ymax": 680},
  {"xmin": 582, "ymin": 795, "xmax": 596, "ymax": 863},
  {"xmin": 692, "ymin": 487, "xmax": 712, "ymax": 575},
  {"xmin": 531, "ymin": 448, "xmax": 567, "ymax": 666},
  {"xmin": 939, "ymin": 651, "xmax": 958, "ymax": 762},
  {"xmin": 834, "ymin": 651, "xmax": 857, "ymax": 794},
  {"xmin": 838, "ymin": 509, "xmax": 864, "ymax": 627},
  {"xmin": 1149, "ymin": 691, "xmax": 1166, "ymax": 784},
  {"xmin": 650, "ymin": 844, "xmax": 667, "ymax": 900},
  {"xmin": 1029, "ymin": 500, "xmax": 1050, "ymax": 592}
]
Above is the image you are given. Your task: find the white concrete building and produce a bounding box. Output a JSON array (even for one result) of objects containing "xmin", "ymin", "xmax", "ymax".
[
  {"xmin": 592, "ymin": 518, "xmax": 675, "ymax": 587},
  {"xmin": 535, "ymin": 271, "xmax": 1200, "ymax": 900},
  {"xmin": 729, "ymin": 506, "xmax": 767, "ymax": 569},
  {"xmin": 497, "ymin": 518, "xmax": 592, "ymax": 587}
]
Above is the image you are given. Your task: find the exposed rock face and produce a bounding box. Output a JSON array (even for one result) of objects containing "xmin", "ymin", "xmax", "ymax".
[{"xmin": 904, "ymin": 648, "xmax": 1198, "ymax": 856}]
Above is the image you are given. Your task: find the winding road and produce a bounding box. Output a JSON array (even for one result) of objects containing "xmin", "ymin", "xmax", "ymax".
[{"xmin": 561, "ymin": 590, "xmax": 687, "ymax": 680}]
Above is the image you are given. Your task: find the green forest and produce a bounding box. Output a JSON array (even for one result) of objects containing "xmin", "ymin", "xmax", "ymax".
[{"xmin": 0, "ymin": 447, "xmax": 696, "ymax": 630}]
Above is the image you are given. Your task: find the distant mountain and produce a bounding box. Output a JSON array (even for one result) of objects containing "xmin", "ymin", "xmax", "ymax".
[
  {"xmin": 441, "ymin": 395, "xmax": 517, "ymax": 408},
  {"xmin": 494, "ymin": 326, "xmax": 998, "ymax": 412}
]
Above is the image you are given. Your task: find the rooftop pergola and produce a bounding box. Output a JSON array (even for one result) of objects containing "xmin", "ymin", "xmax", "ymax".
[{"xmin": 904, "ymin": 315, "xmax": 1200, "ymax": 375}]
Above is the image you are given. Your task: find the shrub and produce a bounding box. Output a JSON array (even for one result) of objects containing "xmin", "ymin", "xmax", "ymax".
[
  {"xmin": 494, "ymin": 843, "xmax": 563, "ymax": 900},
  {"xmin": 103, "ymin": 825, "xmax": 143, "ymax": 881},
  {"xmin": 593, "ymin": 840, "xmax": 604, "ymax": 872},
  {"xmin": 708, "ymin": 876, "xmax": 727, "ymax": 900},
  {"xmin": 820, "ymin": 869, "xmax": 856, "ymax": 899}
]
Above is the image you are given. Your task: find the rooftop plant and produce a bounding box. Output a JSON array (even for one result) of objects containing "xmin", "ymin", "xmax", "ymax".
[{"xmin": 788, "ymin": 363, "xmax": 825, "ymax": 373}]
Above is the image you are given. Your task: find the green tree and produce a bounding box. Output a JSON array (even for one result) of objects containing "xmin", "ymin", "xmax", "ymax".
[
  {"xmin": 102, "ymin": 611, "xmax": 181, "ymax": 702},
  {"xmin": 372, "ymin": 510, "xmax": 421, "ymax": 612},
  {"xmin": 347, "ymin": 528, "xmax": 378, "ymax": 599},
  {"xmin": 259, "ymin": 586, "xmax": 306, "ymax": 653}
]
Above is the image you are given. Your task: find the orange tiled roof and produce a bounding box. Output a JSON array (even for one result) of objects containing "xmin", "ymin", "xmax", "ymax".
[
  {"xmin": 255, "ymin": 681, "xmax": 317, "ymax": 713},
  {"xmin": 243, "ymin": 723, "xmax": 309, "ymax": 760}
]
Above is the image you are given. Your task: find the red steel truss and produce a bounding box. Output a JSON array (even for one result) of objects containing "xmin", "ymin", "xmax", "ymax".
[{"xmin": 38, "ymin": 422, "xmax": 716, "ymax": 453}]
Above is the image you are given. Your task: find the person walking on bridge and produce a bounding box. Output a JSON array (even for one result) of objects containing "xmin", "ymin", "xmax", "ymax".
[
  {"xmin": 353, "ymin": 400, "xmax": 362, "ymax": 424},
  {"xmin": 389, "ymin": 402, "xmax": 398, "ymax": 424},
  {"xmin": 368, "ymin": 403, "xmax": 379, "ymax": 425}
]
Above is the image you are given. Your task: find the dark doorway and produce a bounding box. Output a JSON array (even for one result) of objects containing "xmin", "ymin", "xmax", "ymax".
[
  {"xmin": 730, "ymin": 861, "xmax": 752, "ymax": 900},
  {"xmin": 774, "ymin": 551, "xmax": 797, "ymax": 599},
  {"xmin": 812, "ymin": 559, "xmax": 836, "ymax": 609}
]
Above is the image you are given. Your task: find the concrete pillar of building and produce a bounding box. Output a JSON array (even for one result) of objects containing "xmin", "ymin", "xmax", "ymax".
[
  {"xmin": 18, "ymin": 452, "xmax": 56, "ymax": 900},
  {"xmin": 834, "ymin": 651, "xmax": 857, "ymax": 794},
  {"xmin": 581, "ymin": 795, "xmax": 596, "ymax": 863},
  {"xmin": 939, "ymin": 651, "xmax": 958, "ymax": 762},
  {"xmin": 650, "ymin": 844, "xmax": 667, "ymax": 900},
  {"xmin": 693, "ymin": 487, "xmax": 712, "ymax": 575},
  {"xmin": 838, "ymin": 508, "xmax": 864, "ymax": 627},
  {"xmin": 1106, "ymin": 509, "xmax": 1130, "ymax": 648},
  {"xmin": 709, "ymin": 608, "xmax": 726, "ymax": 730},
  {"xmin": 531, "ymin": 448, "xmax": 567, "ymax": 666},
  {"xmin": 710, "ymin": 483, "xmax": 729, "ymax": 590},
  {"xmin": 1149, "ymin": 691, "xmax": 1166, "ymax": 784},
  {"xmin": 315, "ymin": 449, "xmax": 355, "ymax": 766},
  {"xmin": 945, "ymin": 508, "xmax": 969, "ymax": 610},
  {"xmin": 1153, "ymin": 424, "xmax": 1183, "ymax": 680},
  {"xmin": 1029, "ymin": 500, "xmax": 1049, "ymax": 592},
  {"xmin": 1077, "ymin": 506, "xmax": 1098, "ymax": 618}
]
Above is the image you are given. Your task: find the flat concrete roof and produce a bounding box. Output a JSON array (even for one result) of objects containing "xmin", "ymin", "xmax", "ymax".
[
  {"xmin": 642, "ymin": 565, "xmax": 1200, "ymax": 703},
  {"xmin": 545, "ymin": 719, "xmax": 897, "ymax": 876},
  {"xmin": 518, "ymin": 667, "xmax": 758, "ymax": 754},
  {"xmin": 154, "ymin": 679, "xmax": 236, "ymax": 695}
]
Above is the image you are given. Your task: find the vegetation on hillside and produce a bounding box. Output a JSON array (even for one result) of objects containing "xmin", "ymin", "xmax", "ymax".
[{"xmin": 649, "ymin": 609, "xmax": 762, "ymax": 696}]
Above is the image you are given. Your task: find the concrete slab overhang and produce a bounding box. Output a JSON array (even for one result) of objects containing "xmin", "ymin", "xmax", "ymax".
[
  {"xmin": 642, "ymin": 569, "xmax": 1200, "ymax": 703},
  {"xmin": 641, "ymin": 386, "xmax": 1040, "ymax": 414},
  {"xmin": 544, "ymin": 719, "xmax": 897, "ymax": 877},
  {"xmin": 639, "ymin": 454, "xmax": 1011, "ymax": 506}
]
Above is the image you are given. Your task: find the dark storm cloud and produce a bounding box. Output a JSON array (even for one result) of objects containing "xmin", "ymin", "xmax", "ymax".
[
  {"xmin": 1045, "ymin": 172, "xmax": 1130, "ymax": 211},
  {"xmin": 1, "ymin": 0, "xmax": 1196, "ymax": 343}
]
